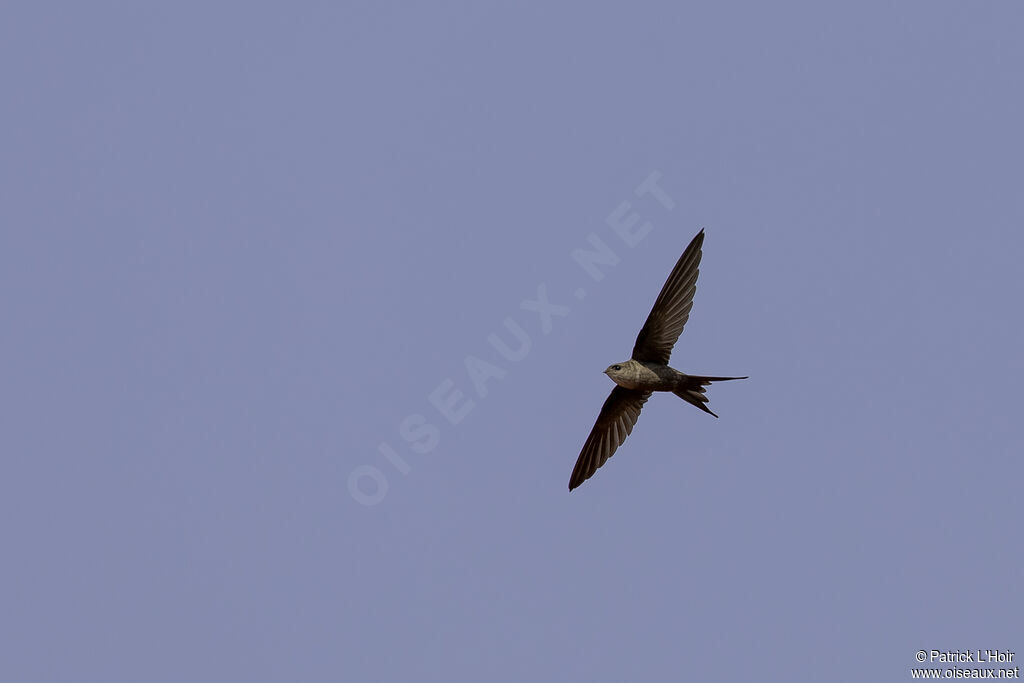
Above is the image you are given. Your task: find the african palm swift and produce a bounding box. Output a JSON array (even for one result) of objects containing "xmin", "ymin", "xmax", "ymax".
[{"xmin": 568, "ymin": 229, "xmax": 746, "ymax": 491}]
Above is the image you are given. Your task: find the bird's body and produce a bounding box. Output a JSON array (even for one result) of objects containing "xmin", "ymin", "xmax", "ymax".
[
  {"xmin": 568, "ymin": 229, "xmax": 746, "ymax": 491},
  {"xmin": 603, "ymin": 359, "xmax": 680, "ymax": 391}
]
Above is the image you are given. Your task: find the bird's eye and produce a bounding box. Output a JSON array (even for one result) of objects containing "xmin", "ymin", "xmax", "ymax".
[{"xmin": 613, "ymin": 365, "xmax": 621, "ymax": 370}]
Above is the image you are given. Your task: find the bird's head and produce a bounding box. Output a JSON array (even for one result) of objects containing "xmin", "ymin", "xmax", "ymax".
[{"xmin": 603, "ymin": 361, "xmax": 634, "ymax": 383}]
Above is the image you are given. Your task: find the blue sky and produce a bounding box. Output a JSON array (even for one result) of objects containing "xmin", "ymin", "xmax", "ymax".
[{"xmin": 2, "ymin": 2, "xmax": 1022, "ymax": 681}]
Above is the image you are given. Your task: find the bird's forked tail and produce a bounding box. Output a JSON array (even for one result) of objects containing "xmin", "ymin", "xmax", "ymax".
[{"xmin": 673, "ymin": 374, "xmax": 747, "ymax": 418}]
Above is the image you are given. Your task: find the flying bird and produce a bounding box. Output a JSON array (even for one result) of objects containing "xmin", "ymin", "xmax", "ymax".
[{"xmin": 568, "ymin": 229, "xmax": 746, "ymax": 491}]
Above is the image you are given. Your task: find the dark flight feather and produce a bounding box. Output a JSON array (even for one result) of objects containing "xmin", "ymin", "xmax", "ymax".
[
  {"xmin": 568, "ymin": 387, "xmax": 651, "ymax": 491},
  {"xmin": 631, "ymin": 229, "xmax": 703, "ymax": 365}
]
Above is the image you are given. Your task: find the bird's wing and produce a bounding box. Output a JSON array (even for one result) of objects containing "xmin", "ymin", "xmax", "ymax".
[
  {"xmin": 630, "ymin": 229, "xmax": 704, "ymax": 365},
  {"xmin": 568, "ymin": 386, "xmax": 651, "ymax": 491}
]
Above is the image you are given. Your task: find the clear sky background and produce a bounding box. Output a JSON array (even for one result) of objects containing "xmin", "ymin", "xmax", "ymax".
[{"xmin": 2, "ymin": 3, "xmax": 1022, "ymax": 682}]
